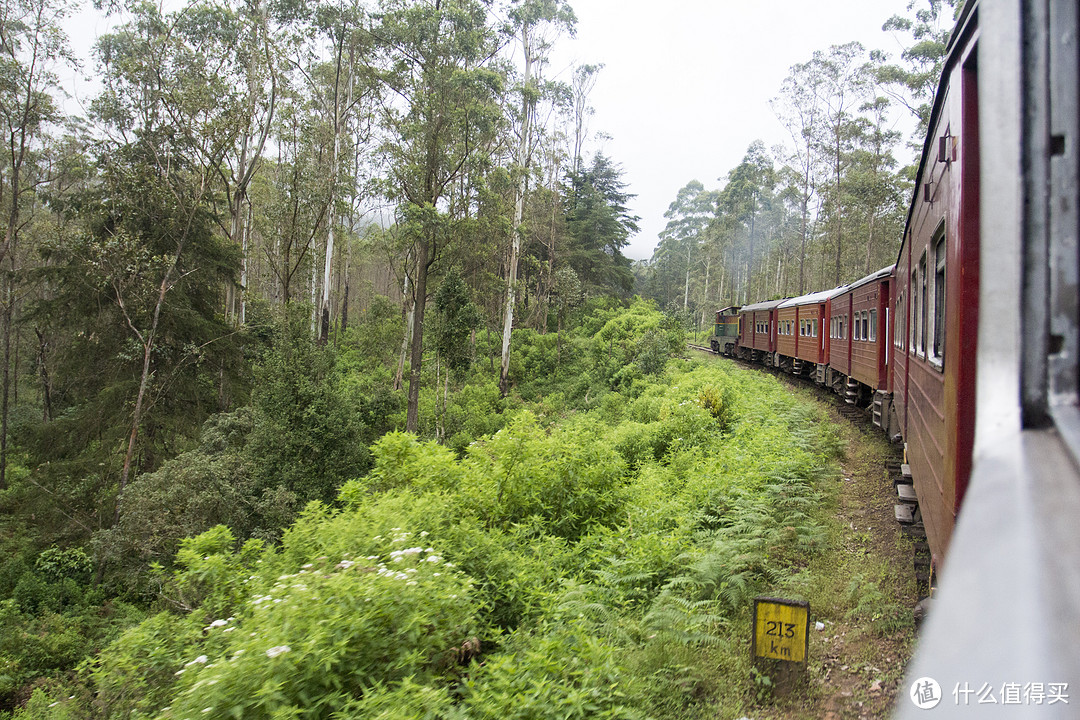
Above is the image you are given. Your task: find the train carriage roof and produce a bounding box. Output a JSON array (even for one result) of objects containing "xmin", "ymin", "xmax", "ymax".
[
  {"xmin": 838, "ymin": 264, "xmax": 895, "ymax": 294},
  {"xmin": 740, "ymin": 299, "xmax": 788, "ymax": 312},
  {"xmin": 778, "ymin": 286, "xmax": 848, "ymax": 308}
]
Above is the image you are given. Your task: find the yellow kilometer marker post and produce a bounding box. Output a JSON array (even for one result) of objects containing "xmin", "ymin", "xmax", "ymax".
[{"xmin": 752, "ymin": 596, "xmax": 810, "ymax": 695}]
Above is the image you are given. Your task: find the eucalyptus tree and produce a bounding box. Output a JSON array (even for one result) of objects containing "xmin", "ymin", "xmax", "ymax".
[
  {"xmin": 655, "ymin": 179, "xmax": 715, "ymax": 310},
  {"xmin": 277, "ymin": 0, "xmax": 379, "ymax": 342},
  {"xmin": 373, "ymin": 0, "xmax": 504, "ymax": 433},
  {"xmin": 498, "ymin": 0, "xmax": 574, "ymax": 395},
  {"xmin": 257, "ymin": 91, "xmax": 331, "ymax": 306},
  {"xmin": 0, "ymin": 0, "xmax": 72, "ymax": 487},
  {"xmin": 846, "ymin": 96, "xmax": 907, "ymax": 275},
  {"xmin": 812, "ymin": 42, "xmax": 870, "ymax": 287},
  {"xmin": 718, "ymin": 141, "xmax": 775, "ymax": 303},
  {"xmin": 874, "ymin": 0, "xmax": 964, "ymax": 145},
  {"xmin": 771, "ymin": 58, "xmax": 824, "ymax": 295},
  {"xmin": 569, "ymin": 62, "xmax": 600, "ymax": 175}
]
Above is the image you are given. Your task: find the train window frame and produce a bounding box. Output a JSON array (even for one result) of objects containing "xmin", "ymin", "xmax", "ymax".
[
  {"xmin": 895, "ymin": 292, "xmax": 905, "ymax": 349},
  {"xmin": 812, "ymin": 319, "xmax": 818, "ymax": 337},
  {"xmin": 862, "ymin": 311, "xmax": 870, "ymax": 342},
  {"xmin": 930, "ymin": 223, "xmax": 947, "ymax": 369},
  {"xmin": 910, "ymin": 267, "xmax": 919, "ymax": 353},
  {"xmin": 869, "ymin": 309, "xmax": 878, "ymax": 342},
  {"xmin": 916, "ymin": 251, "xmax": 929, "ymax": 357}
]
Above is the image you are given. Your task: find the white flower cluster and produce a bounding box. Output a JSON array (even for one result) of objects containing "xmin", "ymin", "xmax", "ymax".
[{"xmin": 265, "ymin": 645, "xmax": 291, "ymax": 658}]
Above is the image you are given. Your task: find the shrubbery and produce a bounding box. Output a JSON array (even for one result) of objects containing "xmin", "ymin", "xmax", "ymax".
[{"xmin": 2, "ymin": 299, "xmax": 865, "ymax": 718}]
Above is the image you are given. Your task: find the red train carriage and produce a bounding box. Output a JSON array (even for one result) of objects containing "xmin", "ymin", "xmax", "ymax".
[
  {"xmin": 775, "ymin": 288, "xmax": 845, "ymax": 381},
  {"xmin": 737, "ymin": 299, "xmax": 784, "ymax": 364},
  {"xmin": 826, "ymin": 266, "xmax": 893, "ymax": 407},
  {"xmin": 890, "ymin": 2, "xmax": 980, "ymax": 571}
]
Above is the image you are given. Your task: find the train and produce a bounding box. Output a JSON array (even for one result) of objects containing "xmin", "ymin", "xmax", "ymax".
[{"xmin": 711, "ymin": 1, "xmax": 1080, "ymax": 712}]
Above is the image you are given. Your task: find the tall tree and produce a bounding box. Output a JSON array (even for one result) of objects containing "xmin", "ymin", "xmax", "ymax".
[
  {"xmin": 874, "ymin": 0, "xmax": 965, "ymax": 143},
  {"xmin": 0, "ymin": 0, "xmax": 71, "ymax": 486},
  {"xmin": 813, "ymin": 42, "xmax": 870, "ymax": 286},
  {"xmin": 718, "ymin": 140, "xmax": 775, "ymax": 303},
  {"xmin": 86, "ymin": 1, "xmax": 247, "ymax": 521},
  {"xmin": 655, "ymin": 180, "xmax": 715, "ymax": 310},
  {"xmin": 498, "ymin": 0, "xmax": 574, "ymax": 395},
  {"xmin": 564, "ymin": 152, "xmax": 638, "ymax": 296},
  {"xmin": 374, "ymin": 0, "xmax": 503, "ymax": 433},
  {"xmin": 771, "ymin": 57, "xmax": 825, "ymax": 294}
]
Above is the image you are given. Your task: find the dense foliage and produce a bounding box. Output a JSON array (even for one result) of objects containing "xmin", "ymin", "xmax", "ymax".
[{"xmin": 3, "ymin": 301, "xmax": 861, "ymax": 718}]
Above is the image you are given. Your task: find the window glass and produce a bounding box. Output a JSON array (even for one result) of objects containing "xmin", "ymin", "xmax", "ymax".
[
  {"xmin": 862, "ymin": 311, "xmax": 869, "ymax": 342},
  {"xmin": 895, "ymin": 294, "xmax": 905, "ymax": 349},
  {"xmin": 812, "ymin": 319, "xmax": 818, "ymax": 337},
  {"xmin": 932, "ymin": 231, "xmax": 946, "ymax": 364},
  {"xmin": 869, "ymin": 309, "xmax": 878, "ymax": 341},
  {"xmin": 911, "ymin": 268, "xmax": 919, "ymax": 353},
  {"xmin": 919, "ymin": 252, "xmax": 928, "ymax": 355}
]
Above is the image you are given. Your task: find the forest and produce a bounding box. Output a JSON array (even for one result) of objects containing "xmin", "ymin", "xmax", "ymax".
[{"xmin": 0, "ymin": 0, "xmax": 956, "ymax": 716}]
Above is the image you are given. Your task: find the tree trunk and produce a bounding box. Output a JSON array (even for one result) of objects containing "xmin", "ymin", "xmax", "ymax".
[
  {"xmin": 405, "ymin": 239, "xmax": 430, "ymax": 433},
  {"xmin": 395, "ymin": 273, "xmax": 413, "ymax": 391},
  {"xmin": 500, "ymin": 23, "xmax": 534, "ymax": 396},
  {"xmin": 0, "ymin": 285, "xmax": 11, "ymax": 490},
  {"xmin": 34, "ymin": 328, "xmax": 51, "ymax": 423}
]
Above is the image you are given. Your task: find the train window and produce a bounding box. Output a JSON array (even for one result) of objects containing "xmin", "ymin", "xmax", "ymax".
[
  {"xmin": 919, "ymin": 251, "xmax": 929, "ymax": 356},
  {"xmin": 931, "ymin": 228, "xmax": 946, "ymax": 367},
  {"xmin": 862, "ymin": 311, "xmax": 870, "ymax": 342},
  {"xmin": 895, "ymin": 293, "xmax": 905, "ymax": 349},
  {"xmin": 812, "ymin": 319, "xmax": 818, "ymax": 337},
  {"xmin": 869, "ymin": 309, "xmax": 878, "ymax": 342},
  {"xmin": 910, "ymin": 268, "xmax": 919, "ymax": 352}
]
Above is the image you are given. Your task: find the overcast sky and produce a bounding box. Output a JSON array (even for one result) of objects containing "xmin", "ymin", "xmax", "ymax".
[
  {"xmin": 548, "ymin": 0, "xmax": 915, "ymax": 260},
  {"xmin": 61, "ymin": 0, "xmax": 915, "ymax": 261}
]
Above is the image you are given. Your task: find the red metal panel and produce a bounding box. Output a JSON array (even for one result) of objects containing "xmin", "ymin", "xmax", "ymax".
[
  {"xmin": 830, "ymin": 291, "xmax": 852, "ymax": 375},
  {"xmin": 769, "ymin": 308, "xmax": 778, "ymax": 353},
  {"xmin": 878, "ymin": 280, "xmax": 891, "ymax": 389},
  {"xmin": 951, "ymin": 48, "xmax": 980, "ymax": 521},
  {"xmin": 901, "ymin": 37, "xmax": 980, "ymax": 568},
  {"xmin": 776, "ymin": 306, "xmax": 798, "ymax": 359},
  {"xmin": 754, "ymin": 310, "xmax": 768, "ymax": 352},
  {"xmin": 823, "ymin": 297, "xmax": 834, "ymax": 361},
  {"xmin": 740, "ymin": 309, "xmax": 753, "ymax": 348},
  {"xmin": 850, "ymin": 280, "xmax": 886, "ymax": 389},
  {"xmin": 795, "ymin": 303, "xmax": 826, "ymax": 364}
]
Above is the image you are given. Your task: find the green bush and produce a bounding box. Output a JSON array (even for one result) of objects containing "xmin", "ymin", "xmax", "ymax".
[
  {"xmin": 163, "ymin": 538, "xmax": 477, "ymax": 719},
  {"xmin": 247, "ymin": 307, "xmax": 372, "ymax": 509},
  {"xmin": 461, "ymin": 413, "xmax": 628, "ymax": 541},
  {"xmin": 460, "ymin": 627, "xmax": 645, "ymax": 720}
]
